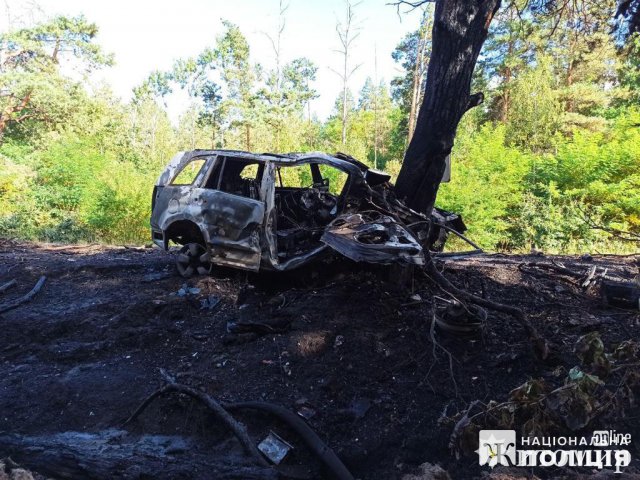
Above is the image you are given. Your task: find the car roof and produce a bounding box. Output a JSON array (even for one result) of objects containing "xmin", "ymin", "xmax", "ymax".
[
  {"xmin": 156, "ymin": 149, "xmax": 389, "ymax": 187},
  {"xmin": 185, "ymin": 149, "xmax": 369, "ymax": 169}
]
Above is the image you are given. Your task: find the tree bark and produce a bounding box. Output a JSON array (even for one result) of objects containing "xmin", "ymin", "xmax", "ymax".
[
  {"xmin": 245, "ymin": 123, "xmax": 251, "ymax": 151},
  {"xmin": 395, "ymin": 0, "xmax": 501, "ymax": 215},
  {"xmin": 0, "ymin": 91, "xmax": 32, "ymax": 138}
]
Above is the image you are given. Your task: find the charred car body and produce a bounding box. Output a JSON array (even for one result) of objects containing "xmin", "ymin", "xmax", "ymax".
[{"xmin": 150, "ymin": 150, "xmax": 465, "ymax": 276}]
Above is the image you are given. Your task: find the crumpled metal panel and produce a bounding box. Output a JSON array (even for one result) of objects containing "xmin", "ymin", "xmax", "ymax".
[
  {"xmin": 196, "ymin": 189, "xmax": 265, "ymax": 271},
  {"xmin": 320, "ymin": 212, "xmax": 425, "ymax": 265}
]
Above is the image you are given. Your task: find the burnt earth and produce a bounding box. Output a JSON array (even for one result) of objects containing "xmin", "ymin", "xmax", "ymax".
[{"xmin": 0, "ymin": 239, "xmax": 638, "ymax": 479}]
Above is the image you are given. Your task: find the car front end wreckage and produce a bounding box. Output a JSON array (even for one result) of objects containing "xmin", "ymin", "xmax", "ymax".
[{"xmin": 150, "ymin": 150, "xmax": 465, "ymax": 276}]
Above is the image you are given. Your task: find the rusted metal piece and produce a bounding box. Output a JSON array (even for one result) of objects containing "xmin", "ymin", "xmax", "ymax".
[{"xmin": 150, "ymin": 150, "xmax": 465, "ymax": 274}]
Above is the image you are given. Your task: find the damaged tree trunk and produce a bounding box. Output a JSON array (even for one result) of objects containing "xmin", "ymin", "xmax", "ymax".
[{"xmin": 395, "ymin": 0, "xmax": 500, "ymax": 215}]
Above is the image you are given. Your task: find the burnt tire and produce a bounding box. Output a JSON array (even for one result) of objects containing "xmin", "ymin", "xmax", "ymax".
[{"xmin": 176, "ymin": 243, "xmax": 211, "ymax": 278}]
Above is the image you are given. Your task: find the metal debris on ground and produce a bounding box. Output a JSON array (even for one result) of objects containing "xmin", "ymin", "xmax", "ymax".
[
  {"xmin": 257, "ymin": 431, "xmax": 293, "ymax": 465},
  {"xmin": 296, "ymin": 405, "xmax": 316, "ymax": 420},
  {"xmin": 175, "ymin": 284, "xmax": 201, "ymax": 297},
  {"xmin": 294, "ymin": 398, "xmax": 316, "ymax": 420},
  {"xmin": 142, "ymin": 271, "xmax": 173, "ymax": 282}
]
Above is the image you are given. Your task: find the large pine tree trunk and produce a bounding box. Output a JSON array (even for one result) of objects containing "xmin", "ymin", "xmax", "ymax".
[{"xmin": 395, "ymin": 0, "xmax": 500, "ymax": 215}]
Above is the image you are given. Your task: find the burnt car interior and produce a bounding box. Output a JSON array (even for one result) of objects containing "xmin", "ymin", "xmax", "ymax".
[
  {"xmin": 197, "ymin": 155, "xmax": 353, "ymax": 260},
  {"xmin": 203, "ymin": 156, "xmax": 264, "ymax": 200},
  {"xmin": 275, "ymin": 162, "xmax": 350, "ymax": 259}
]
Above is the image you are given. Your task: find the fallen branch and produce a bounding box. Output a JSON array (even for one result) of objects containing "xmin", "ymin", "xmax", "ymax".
[
  {"xmin": 125, "ymin": 369, "xmax": 268, "ymax": 467},
  {"xmin": 577, "ymin": 206, "xmax": 640, "ymax": 243},
  {"xmin": 424, "ymin": 253, "xmax": 550, "ymax": 360},
  {"xmin": 448, "ymin": 400, "xmax": 481, "ymax": 459},
  {"xmin": 525, "ymin": 261, "xmax": 583, "ymax": 279},
  {"xmin": 125, "ymin": 371, "xmax": 355, "ymax": 480},
  {"xmin": 0, "ymin": 279, "xmax": 17, "ymax": 294},
  {"xmin": 0, "ymin": 276, "xmax": 46, "ymax": 314},
  {"xmin": 405, "ymin": 220, "xmax": 484, "ymax": 252},
  {"xmin": 433, "ymin": 249, "xmax": 483, "ymax": 259},
  {"xmin": 433, "ymin": 222, "xmax": 483, "ymax": 252}
]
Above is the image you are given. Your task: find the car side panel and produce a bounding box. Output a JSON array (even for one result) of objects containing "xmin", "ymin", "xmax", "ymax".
[
  {"xmin": 150, "ymin": 155, "xmax": 215, "ymax": 248},
  {"xmin": 191, "ymin": 188, "xmax": 265, "ymax": 271}
]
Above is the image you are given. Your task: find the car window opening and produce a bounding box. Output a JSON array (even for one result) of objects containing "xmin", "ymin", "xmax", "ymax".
[
  {"xmin": 204, "ymin": 156, "xmax": 263, "ymax": 200},
  {"xmin": 171, "ymin": 158, "xmax": 206, "ymax": 186}
]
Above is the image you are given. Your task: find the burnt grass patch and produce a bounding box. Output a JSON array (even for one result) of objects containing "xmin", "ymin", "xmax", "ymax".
[{"xmin": 0, "ymin": 240, "xmax": 639, "ymax": 479}]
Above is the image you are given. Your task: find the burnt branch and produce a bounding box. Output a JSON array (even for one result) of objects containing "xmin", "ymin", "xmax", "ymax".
[
  {"xmin": 466, "ymin": 92, "xmax": 485, "ymax": 112},
  {"xmin": 125, "ymin": 370, "xmax": 356, "ymax": 480},
  {"xmin": 124, "ymin": 369, "xmax": 268, "ymax": 467},
  {"xmin": 0, "ymin": 279, "xmax": 17, "ymax": 294},
  {"xmin": 0, "ymin": 276, "xmax": 46, "ymax": 314}
]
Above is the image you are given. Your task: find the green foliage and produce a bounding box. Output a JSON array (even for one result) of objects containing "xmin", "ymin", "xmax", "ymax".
[
  {"xmin": 438, "ymin": 123, "xmax": 532, "ymax": 249},
  {"xmin": 504, "ymin": 57, "xmax": 562, "ymax": 151},
  {"xmin": 0, "ymin": 15, "xmax": 112, "ymax": 141},
  {"xmin": 85, "ymin": 163, "xmax": 153, "ymax": 244},
  {"xmin": 0, "ymin": 11, "xmax": 637, "ymax": 254},
  {"xmin": 0, "ymin": 134, "xmax": 158, "ymax": 244},
  {"xmin": 439, "ymin": 107, "xmax": 640, "ymax": 253},
  {"xmin": 0, "ymin": 156, "xmax": 38, "ymax": 238},
  {"xmin": 617, "ymin": 33, "xmax": 640, "ymax": 105}
]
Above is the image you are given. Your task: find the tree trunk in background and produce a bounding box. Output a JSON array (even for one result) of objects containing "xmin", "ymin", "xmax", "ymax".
[
  {"xmin": 245, "ymin": 124, "xmax": 251, "ymax": 151},
  {"xmin": 395, "ymin": 0, "xmax": 501, "ymax": 215},
  {"xmin": 0, "ymin": 91, "xmax": 32, "ymax": 140},
  {"xmin": 334, "ymin": 0, "xmax": 360, "ymax": 146},
  {"xmin": 407, "ymin": 43, "xmax": 422, "ymax": 143},
  {"xmin": 407, "ymin": 14, "xmax": 430, "ymax": 143},
  {"xmin": 341, "ymin": 76, "xmax": 348, "ymax": 144}
]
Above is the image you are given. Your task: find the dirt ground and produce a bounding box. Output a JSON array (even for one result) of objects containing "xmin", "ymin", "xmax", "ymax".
[{"xmin": 0, "ymin": 239, "xmax": 639, "ymax": 479}]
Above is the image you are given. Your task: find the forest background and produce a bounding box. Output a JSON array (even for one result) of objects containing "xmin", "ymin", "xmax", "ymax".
[{"xmin": 0, "ymin": 0, "xmax": 638, "ymax": 252}]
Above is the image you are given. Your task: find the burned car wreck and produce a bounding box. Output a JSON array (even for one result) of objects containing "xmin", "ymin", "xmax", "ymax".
[{"xmin": 150, "ymin": 150, "xmax": 465, "ymax": 276}]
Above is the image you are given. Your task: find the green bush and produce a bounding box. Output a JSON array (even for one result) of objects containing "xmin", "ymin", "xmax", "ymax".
[
  {"xmin": 85, "ymin": 162, "xmax": 155, "ymax": 244},
  {"xmin": 438, "ymin": 122, "xmax": 532, "ymax": 250}
]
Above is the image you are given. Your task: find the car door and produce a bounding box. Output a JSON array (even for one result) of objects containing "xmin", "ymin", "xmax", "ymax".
[{"xmin": 190, "ymin": 156, "xmax": 266, "ymax": 271}]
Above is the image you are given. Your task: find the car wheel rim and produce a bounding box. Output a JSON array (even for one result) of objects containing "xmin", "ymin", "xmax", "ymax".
[{"xmin": 176, "ymin": 243, "xmax": 210, "ymax": 278}]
